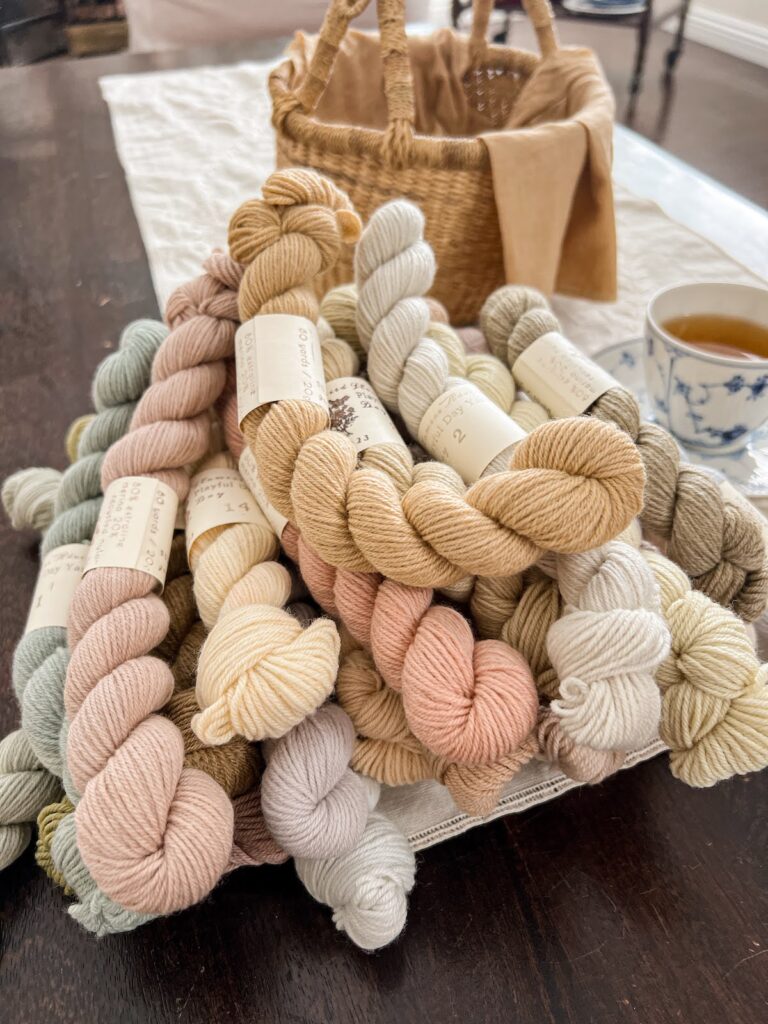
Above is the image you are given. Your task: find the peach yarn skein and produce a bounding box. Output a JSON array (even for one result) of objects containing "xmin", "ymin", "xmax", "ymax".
[
  {"xmin": 290, "ymin": 528, "xmax": 538, "ymax": 765},
  {"xmin": 481, "ymin": 286, "xmax": 768, "ymax": 622},
  {"xmin": 63, "ymin": 254, "xmax": 245, "ymax": 915},
  {"xmin": 254, "ymin": 201, "xmax": 646, "ymax": 586}
]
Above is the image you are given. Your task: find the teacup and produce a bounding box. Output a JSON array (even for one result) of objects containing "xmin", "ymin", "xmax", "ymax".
[{"xmin": 645, "ymin": 282, "xmax": 768, "ymax": 454}]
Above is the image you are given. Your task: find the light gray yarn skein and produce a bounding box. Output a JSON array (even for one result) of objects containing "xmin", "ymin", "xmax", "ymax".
[{"xmin": 0, "ymin": 319, "xmax": 167, "ymax": 871}]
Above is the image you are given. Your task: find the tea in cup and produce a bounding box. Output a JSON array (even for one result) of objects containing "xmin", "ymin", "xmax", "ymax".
[{"xmin": 644, "ymin": 282, "xmax": 768, "ymax": 454}]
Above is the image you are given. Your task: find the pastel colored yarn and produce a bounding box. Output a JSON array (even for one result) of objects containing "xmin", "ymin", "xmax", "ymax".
[
  {"xmin": 2, "ymin": 467, "xmax": 62, "ymax": 533},
  {"xmin": 290, "ymin": 527, "xmax": 538, "ymax": 765},
  {"xmin": 261, "ymin": 703, "xmax": 372, "ymax": 859},
  {"xmin": 0, "ymin": 731, "xmax": 61, "ymax": 869},
  {"xmin": 481, "ymin": 286, "xmax": 768, "ymax": 622},
  {"xmin": 65, "ymin": 414, "xmax": 96, "ymax": 463},
  {"xmin": 547, "ymin": 543, "xmax": 670, "ymax": 750},
  {"xmin": 64, "ymin": 254, "xmax": 244, "ymax": 915},
  {"xmin": 189, "ymin": 441, "xmax": 342, "ymax": 745},
  {"xmin": 217, "ymin": 395, "xmax": 372, "ymax": 857},
  {"xmin": 320, "ymin": 277, "xmax": 549, "ymax": 452},
  {"xmin": 336, "ymin": 648, "xmax": 538, "ymax": 817},
  {"xmin": 0, "ymin": 321, "xmax": 164, "ymax": 871},
  {"xmin": 296, "ymin": 806, "xmax": 416, "ymax": 951},
  {"xmin": 643, "ymin": 547, "xmax": 768, "ymax": 786},
  {"xmin": 471, "ymin": 567, "xmax": 564, "ymax": 698},
  {"xmin": 231, "ymin": 182, "xmax": 645, "ymax": 586},
  {"xmin": 38, "ymin": 558, "xmax": 271, "ymax": 935},
  {"xmin": 536, "ymin": 710, "xmax": 626, "ymax": 784}
]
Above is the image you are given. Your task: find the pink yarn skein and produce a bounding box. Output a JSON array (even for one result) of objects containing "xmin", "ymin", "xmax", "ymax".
[{"xmin": 65, "ymin": 254, "xmax": 243, "ymax": 915}]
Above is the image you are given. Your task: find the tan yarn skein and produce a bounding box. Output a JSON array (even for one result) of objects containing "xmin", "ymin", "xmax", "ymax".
[
  {"xmin": 481, "ymin": 287, "xmax": 768, "ymax": 622},
  {"xmin": 230, "ymin": 178, "xmax": 645, "ymax": 588}
]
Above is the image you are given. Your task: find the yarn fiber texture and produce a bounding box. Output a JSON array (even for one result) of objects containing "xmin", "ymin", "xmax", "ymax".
[
  {"xmin": 336, "ymin": 647, "xmax": 539, "ymax": 818},
  {"xmin": 643, "ymin": 547, "xmax": 768, "ymax": 786},
  {"xmin": 0, "ymin": 731, "xmax": 61, "ymax": 869},
  {"xmin": 217, "ymin": 395, "xmax": 371, "ymax": 859},
  {"xmin": 290, "ymin": 526, "xmax": 538, "ymax": 765},
  {"xmin": 230, "ymin": 179, "xmax": 645, "ymax": 588},
  {"xmin": 2, "ymin": 467, "xmax": 61, "ymax": 533},
  {"xmin": 38, "ymin": 552, "xmax": 268, "ymax": 936},
  {"xmin": 547, "ymin": 543, "xmax": 670, "ymax": 751},
  {"xmin": 296, "ymin": 806, "xmax": 416, "ymax": 952},
  {"xmin": 0, "ymin": 320, "xmax": 165, "ymax": 870},
  {"xmin": 481, "ymin": 286, "xmax": 768, "ymax": 622},
  {"xmin": 64, "ymin": 255, "xmax": 244, "ymax": 915}
]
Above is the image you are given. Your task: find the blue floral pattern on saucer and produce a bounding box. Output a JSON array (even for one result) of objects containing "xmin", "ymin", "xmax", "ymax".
[{"xmin": 593, "ymin": 338, "xmax": 768, "ymax": 514}]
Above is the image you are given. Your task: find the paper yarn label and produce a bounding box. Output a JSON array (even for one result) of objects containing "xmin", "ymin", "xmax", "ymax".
[
  {"xmin": 235, "ymin": 314, "xmax": 327, "ymax": 428},
  {"xmin": 418, "ymin": 381, "xmax": 527, "ymax": 484},
  {"xmin": 24, "ymin": 544, "xmax": 89, "ymax": 634},
  {"xmin": 238, "ymin": 448, "xmax": 288, "ymax": 538},
  {"xmin": 327, "ymin": 377, "xmax": 402, "ymax": 453},
  {"xmin": 84, "ymin": 476, "xmax": 178, "ymax": 588},
  {"xmin": 513, "ymin": 331, "xmax": 617, "ymax": 418},
  {"xmin": 185, "ymin": 467, "xmax": 269, "ymax": 556}
]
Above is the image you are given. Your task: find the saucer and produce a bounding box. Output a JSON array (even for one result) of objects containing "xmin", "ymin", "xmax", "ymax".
[{"xmin": 593, "ymin": 338, "xmax": 768, "ymax": 515}]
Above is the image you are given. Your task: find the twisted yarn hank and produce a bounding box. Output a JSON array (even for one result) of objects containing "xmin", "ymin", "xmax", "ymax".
[
  {"xmin": 0, "ymin": 320, "xmax": 165, "ymax": 870},
  {"xmin": 2, "ymin": 467, "xmax": 62, "ymax": 533},
  {"xmin": 643, "ymin": 547, "xmax": 768, "ymax": 785},
  {"xmin": 217, "ymin": 395, "xmax": 370, "ymax": 858},
  {"xmin": 286, "ymin": 205, "xmax": 646, "ymax": 585},
  {"xmin": 548, "ymin": 543, "xmax": 670, "ymax": 750},
  {"xmin": 481, "ymin": 286, "xmax": 768, "ymax": 622},
  {"xmin": 0, "ymin": 731, "xmax": 61, "ymax": 869},
  {"xmin": 64, "ymin": 255, "xmax": 244, "ymax": 915},
  {"xmin": 290, "ymin": 526, "xmax": 538, "ymax": 765},
  {"xmin": 336, "ymin": 647, "xmax": 538, "ymax": 817},
  {"xmin": 296, "ymin": 806, "xmax": 416, "ymax": 952}
]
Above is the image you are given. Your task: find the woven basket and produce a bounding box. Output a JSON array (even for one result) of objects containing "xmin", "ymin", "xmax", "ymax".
[{"xmin": 270, "ymin": 0, "xmax": 567, "ymax": 324}]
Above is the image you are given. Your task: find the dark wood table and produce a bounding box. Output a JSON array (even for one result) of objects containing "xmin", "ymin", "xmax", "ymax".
[{"xmin": 1, "ymin": 42, "xmax": 766, "ymax": 1024}]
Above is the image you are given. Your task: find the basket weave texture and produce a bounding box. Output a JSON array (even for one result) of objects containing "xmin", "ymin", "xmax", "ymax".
[{"xmin": 270, "ymin": 0, "xmax": 615, "ymax": 324}]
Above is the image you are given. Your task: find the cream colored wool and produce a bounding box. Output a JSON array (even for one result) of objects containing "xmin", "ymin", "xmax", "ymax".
[
  {"xmin": 2, "ymin": 468, "xmax": 62, "ymax": 534},
  {"xmin": 321, "ymin": 280, "xmax": 549, "ymax": 461},
  {"xmin": 547, "ymin": 543, "xmax": 670, "ymax": 750},
  {"xmin": 190, "ymin": 455, "xmax": 340, "ymax": 745},
  {"xmin": 642, "ymin": 548, "xmax": 768, "ymax": 786}
]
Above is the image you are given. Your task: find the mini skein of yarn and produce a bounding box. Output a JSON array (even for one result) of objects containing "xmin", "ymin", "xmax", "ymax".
[
  {"xmin": 296, "ymin": 806, "xmax": 416, "ymax": 952},
  {"xmin": 643, "ymin": 547, "xmax": 768, "ymax": 786},
  {"xmin": 290, "ymin": 528, "xmax": 538, "ymax": 765},
  {"xmin": 547, "ymin": 543, "xmax": 670, "ymax": 751},
  {"xmin": 2, "ymin": 467, "xmax": 62, "ymax": 534},
  {"xmin": 63, "ymin": 255, "xmax": 245, "ymax": 915},
  {"xmin": 481, "ymin": 286, "xmax": 768, "ymax": 622}
]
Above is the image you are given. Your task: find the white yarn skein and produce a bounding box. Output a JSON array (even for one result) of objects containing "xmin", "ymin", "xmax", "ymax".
[
  {"xmin": 2, "ymin": 467, "xmax": 62, "ymax": 533},
  {"xmin": 354, "ymin": 201, "xmax": 547, "ymax": 474},
  {"xmin": 296, "ymin": 795, "xmax": 416, "ymax": 952},
  {"xmin": 547, "ymin": 542, "xmax": 670, "ymax": 750}
]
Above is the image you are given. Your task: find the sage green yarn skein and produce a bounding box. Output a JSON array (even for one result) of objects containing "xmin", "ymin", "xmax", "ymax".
[{"xmin": 0, "ymin": 320, "xmax": 167, "ymax": 870}]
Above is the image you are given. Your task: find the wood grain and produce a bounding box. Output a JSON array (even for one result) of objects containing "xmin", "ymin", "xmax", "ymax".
[{"xmin": 1, "ymin": 31, "xmax": 767, "ymax": 1024}]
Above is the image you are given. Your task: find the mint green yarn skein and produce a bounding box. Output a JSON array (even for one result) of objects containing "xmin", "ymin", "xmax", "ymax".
[{"xmin": 0, "ymin": 320, "xmax": 167, "ymax": 870}]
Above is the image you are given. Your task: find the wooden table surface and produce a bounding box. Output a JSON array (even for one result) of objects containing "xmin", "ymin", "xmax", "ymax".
[{"xmin": 1, "ymin": 42, "xmax": 767, "ymax": 1024}]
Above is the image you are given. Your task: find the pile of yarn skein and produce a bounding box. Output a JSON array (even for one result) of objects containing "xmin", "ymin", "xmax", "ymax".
[{"xmin": 2, "ymin": 168, "xmax": 768, "ymax": 952}]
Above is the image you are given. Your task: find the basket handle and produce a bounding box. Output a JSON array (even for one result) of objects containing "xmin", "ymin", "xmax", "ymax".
[{"xmin": 289, "ymin": 0, "xmax": 559, "ymax": 166}]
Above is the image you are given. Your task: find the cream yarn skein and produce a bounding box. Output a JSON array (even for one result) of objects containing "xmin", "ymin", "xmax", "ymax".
[{"xmin": 547, "ymin": 543, "xmax": 670, "ymax": 750}]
